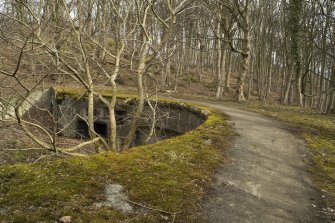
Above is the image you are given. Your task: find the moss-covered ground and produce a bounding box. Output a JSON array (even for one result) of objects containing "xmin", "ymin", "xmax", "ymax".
[
  {"xmin": 54, "ymin": 86, "xmax": 139, "ymax": 100},
  {"xmin": 0, "ymin": 90, "xmax": 235, "ymax": 222}
]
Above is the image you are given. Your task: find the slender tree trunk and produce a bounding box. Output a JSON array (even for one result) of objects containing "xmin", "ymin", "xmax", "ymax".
[
  {"xmin": 296, "ymin": 73, "xmax": 304, "ymax": 106},
  {"xmin": 248, "ymin": 57, "xmax": 254, "ymax": 99},
  {"xmin": 288, "ymin": 0, "xmax": 303, "ymax": 106},
  {"xmin": 317, "ymin": 15, "xmax": 329, "ymax": 112},
  {"xmin": 166, "ymin": 58, "xmax": 172, "ymax": 87},
  {"xmin": 220, "ymin": 47, "xmax": 227, "ymax": 97},
  {"xmin": 282, "ymin": 65, "xmax": 294, "ymax": 105},
  {"xmin": 215, "ymin": 21, "xmax": 222, "ymax": 98},
  {"xmin": 199, "ymin": 43, "xmax": 204, "ymax": 82},
  {"xmin": 99, "ymin": 0, "xmax": 107, "ymax": 60},
  {"xmin": 236, "ymin": 27, "xmax": 251, "ymax": 102},
  {"xmin": 123, "ymin": 43, "xmax": 149, "ymax": 149},
  {"xmin": 225, "ymin": 51, "xmax": 232, "ymax": 93},
  {"xmin": 86, "ymin": 65, "xmax": 95, "ymax": 139},
  {"xmin": 108, "ymin": 43, "xmax": 125, "ymax": 151},
  {"xmin": 327, "ymin": 89, "xmax": 335, "ymax": 113}
]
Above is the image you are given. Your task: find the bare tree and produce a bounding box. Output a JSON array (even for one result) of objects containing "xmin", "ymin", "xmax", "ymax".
[{"xmin": 122, "ymin": 0, "xmax": 195, "ymax": 149}]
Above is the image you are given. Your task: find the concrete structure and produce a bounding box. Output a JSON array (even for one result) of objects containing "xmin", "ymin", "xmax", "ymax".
[
  {"xmin": 0, "ymin": 89, "xmax": 52, "ymax": 121},
  {"xmin": 56, "ymin": 94, "xmax": 205, "ymax": 146},
  {"xmin": 1, "ymin": 88, "xmax": 205, "ymax": 147}
]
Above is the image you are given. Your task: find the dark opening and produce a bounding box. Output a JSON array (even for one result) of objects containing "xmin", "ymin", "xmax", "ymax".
[
  {"xmin": 94, "ymin": 121, "xmax": 108, "ymax": 138},
  {"xmin": 134, "ymin": 129, "xmax": 143, "ymax": 146},
  {"xmin": 133, "ymin": 127, "xmax": 180, "ymax": 146},
  {"xmin": 77, "ymin": 120, "xmax": 108, "ymax": 139},
  {"xmin": 77, "ymin": 119, "xmax": 89, "ymax": 139},
  {"xmin": 115, "ymin": 110, "xmax": 127, "ymax": 124}
]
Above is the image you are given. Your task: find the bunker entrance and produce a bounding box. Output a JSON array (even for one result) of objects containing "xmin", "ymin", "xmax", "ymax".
[
  {"xmin": 94, "ymin": 121, "xmax": 108, "ymax": 138},
  {"xmin": 115, "ymin": 110, "xmax": 127, "ymax": 124},
  {"xmin": 76, "ymin": 119, "xmax": 108, "ymax": 139},
  {"xmin": 77, "ymin": 119, "xmax": 89, "ymax": 139},
  {"xmin": 58, "ymin": 95, "xmax": 205, "ymax": 147}
]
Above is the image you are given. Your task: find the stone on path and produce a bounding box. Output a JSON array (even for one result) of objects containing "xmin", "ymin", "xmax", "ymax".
[{"xmin": 59, "ymin": 216, "xmax": 71, "ymax": 223}]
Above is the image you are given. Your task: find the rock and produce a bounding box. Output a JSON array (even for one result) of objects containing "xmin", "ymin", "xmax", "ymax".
[
  {"xmin": 204, "ymin": 139, "xmax": 212, "ymax": 145},
  {"xmin": 165, "ymin": 90, "xmax": 176, "ymax": 94},
  {"xmin": 59, "ymin": 216, "xmax": 71, "ymax": 223},
  {"xmin": 201, "ymin": 110, "xmax": 210, "ymax": 116},
  {"xmin": 94, "ymin": 184, "xmax": 133, "ymax": 214}
]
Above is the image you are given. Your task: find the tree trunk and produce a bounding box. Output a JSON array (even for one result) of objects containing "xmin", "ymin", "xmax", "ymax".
[
  {"xmin": 282, "ymin": 65, "xmax": 294, "ymax": 105},
  {"xmin": 122, "ymin": 43, "xmax": 149, "ymax": 149},
  {"xmin": 236, "ymin": 25, "xmax": 251, "ymax": 102},
  {"xmin": 86, "ymin": 65, "xmax": 95, "ymax": 139},
  {"xmin": 215, "ymin": 21, "xmax": 223, "ymax": 98},
  {"xmin": 327, "ymin": 89, "xmax": 335, "ymax": 113},
  {"xmin": 108, "ymin": 43, "xmax": 125, "ymax": 151},
  {"xmin": 225, "ymin": 51, "xmax": 231, "ymax": 93},
  {"xmin": 99, "ymin": 0, "xmax": 107, "ymax": 60}
]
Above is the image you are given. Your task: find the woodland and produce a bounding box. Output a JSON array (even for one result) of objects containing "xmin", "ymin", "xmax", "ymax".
[
  {"xmin": 0, "ymin": 0, "xmax": 333, "ymax": 151},
  {"xmin": 0, "ymin": 0, "xmax": 335, "ymax": 222},
  {"xmin": 0, "ymin": 0, "xmax": 334, "ymax": 150}
]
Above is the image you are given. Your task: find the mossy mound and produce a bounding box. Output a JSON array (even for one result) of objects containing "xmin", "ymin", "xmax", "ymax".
[{"xmin": 0, "ymin": 93, "xmax": 235, "ymax": 222}]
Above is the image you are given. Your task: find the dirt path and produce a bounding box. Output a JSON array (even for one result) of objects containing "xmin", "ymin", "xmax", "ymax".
[
  {"xmin": 165, "ymin": 96, "xmax": 324, "ymax": 222},
  {"xmin": 197, "ymin": 103, "xmax": 323, "ymax": 222}
]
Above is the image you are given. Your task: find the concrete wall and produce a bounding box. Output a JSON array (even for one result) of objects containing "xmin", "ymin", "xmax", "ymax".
[
  {"xmin": 56, "ymin": 95, "xmax": 205, "ymax": 146},
  {"xmin": 0, "ymin": 89, "xmax": 206, "ymax": 147},
  {"xmin": 0, "ymin": 89, "xmax": 52, "ymax": 121}
]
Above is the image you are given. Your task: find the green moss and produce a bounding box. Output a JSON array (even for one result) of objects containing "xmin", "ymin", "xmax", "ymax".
[
  {"xmin": 54, "ymin": 86, "xmax": 139, "ymax": 100},
  {"xmin": 0, "ymin": 96, "xmax": 234, "ymax": 222}
]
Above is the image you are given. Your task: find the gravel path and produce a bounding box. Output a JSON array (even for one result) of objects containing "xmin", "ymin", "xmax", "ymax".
[{"xmin": 199, "ymin": 103, "xmax": 322, "ymax": 223}]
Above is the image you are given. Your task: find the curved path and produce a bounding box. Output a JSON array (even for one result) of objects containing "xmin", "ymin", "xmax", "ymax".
[
  {"xmin": 168, "ymin": 97, "xmax": 323, "ymax": 222},
  {"xmin": 198, "ymin": 103, "xmax": 322, "ymax": 223}
]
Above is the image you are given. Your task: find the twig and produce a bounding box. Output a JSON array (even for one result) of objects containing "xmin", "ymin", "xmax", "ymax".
[
  {"xmin": 171, "ymin": 213, "xmax": 176, "ymax": 223},
  {"xmin": 33, "ymin": 154, "xmax": 56, "ymax": 163},
  {"xmin": 0, "ymin": 147, "xmax": 47, "ymax": 151},
  {"xmin": 125, "ymin": 199, "xmax": 182, "ymax": 216},
  {"xmin": 61, "ymin": 151, "xmax": 87, "ymax": 157},
  {"xmin": 121, "ymin": 212, "xmax": 146, "ymax": 223}
]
